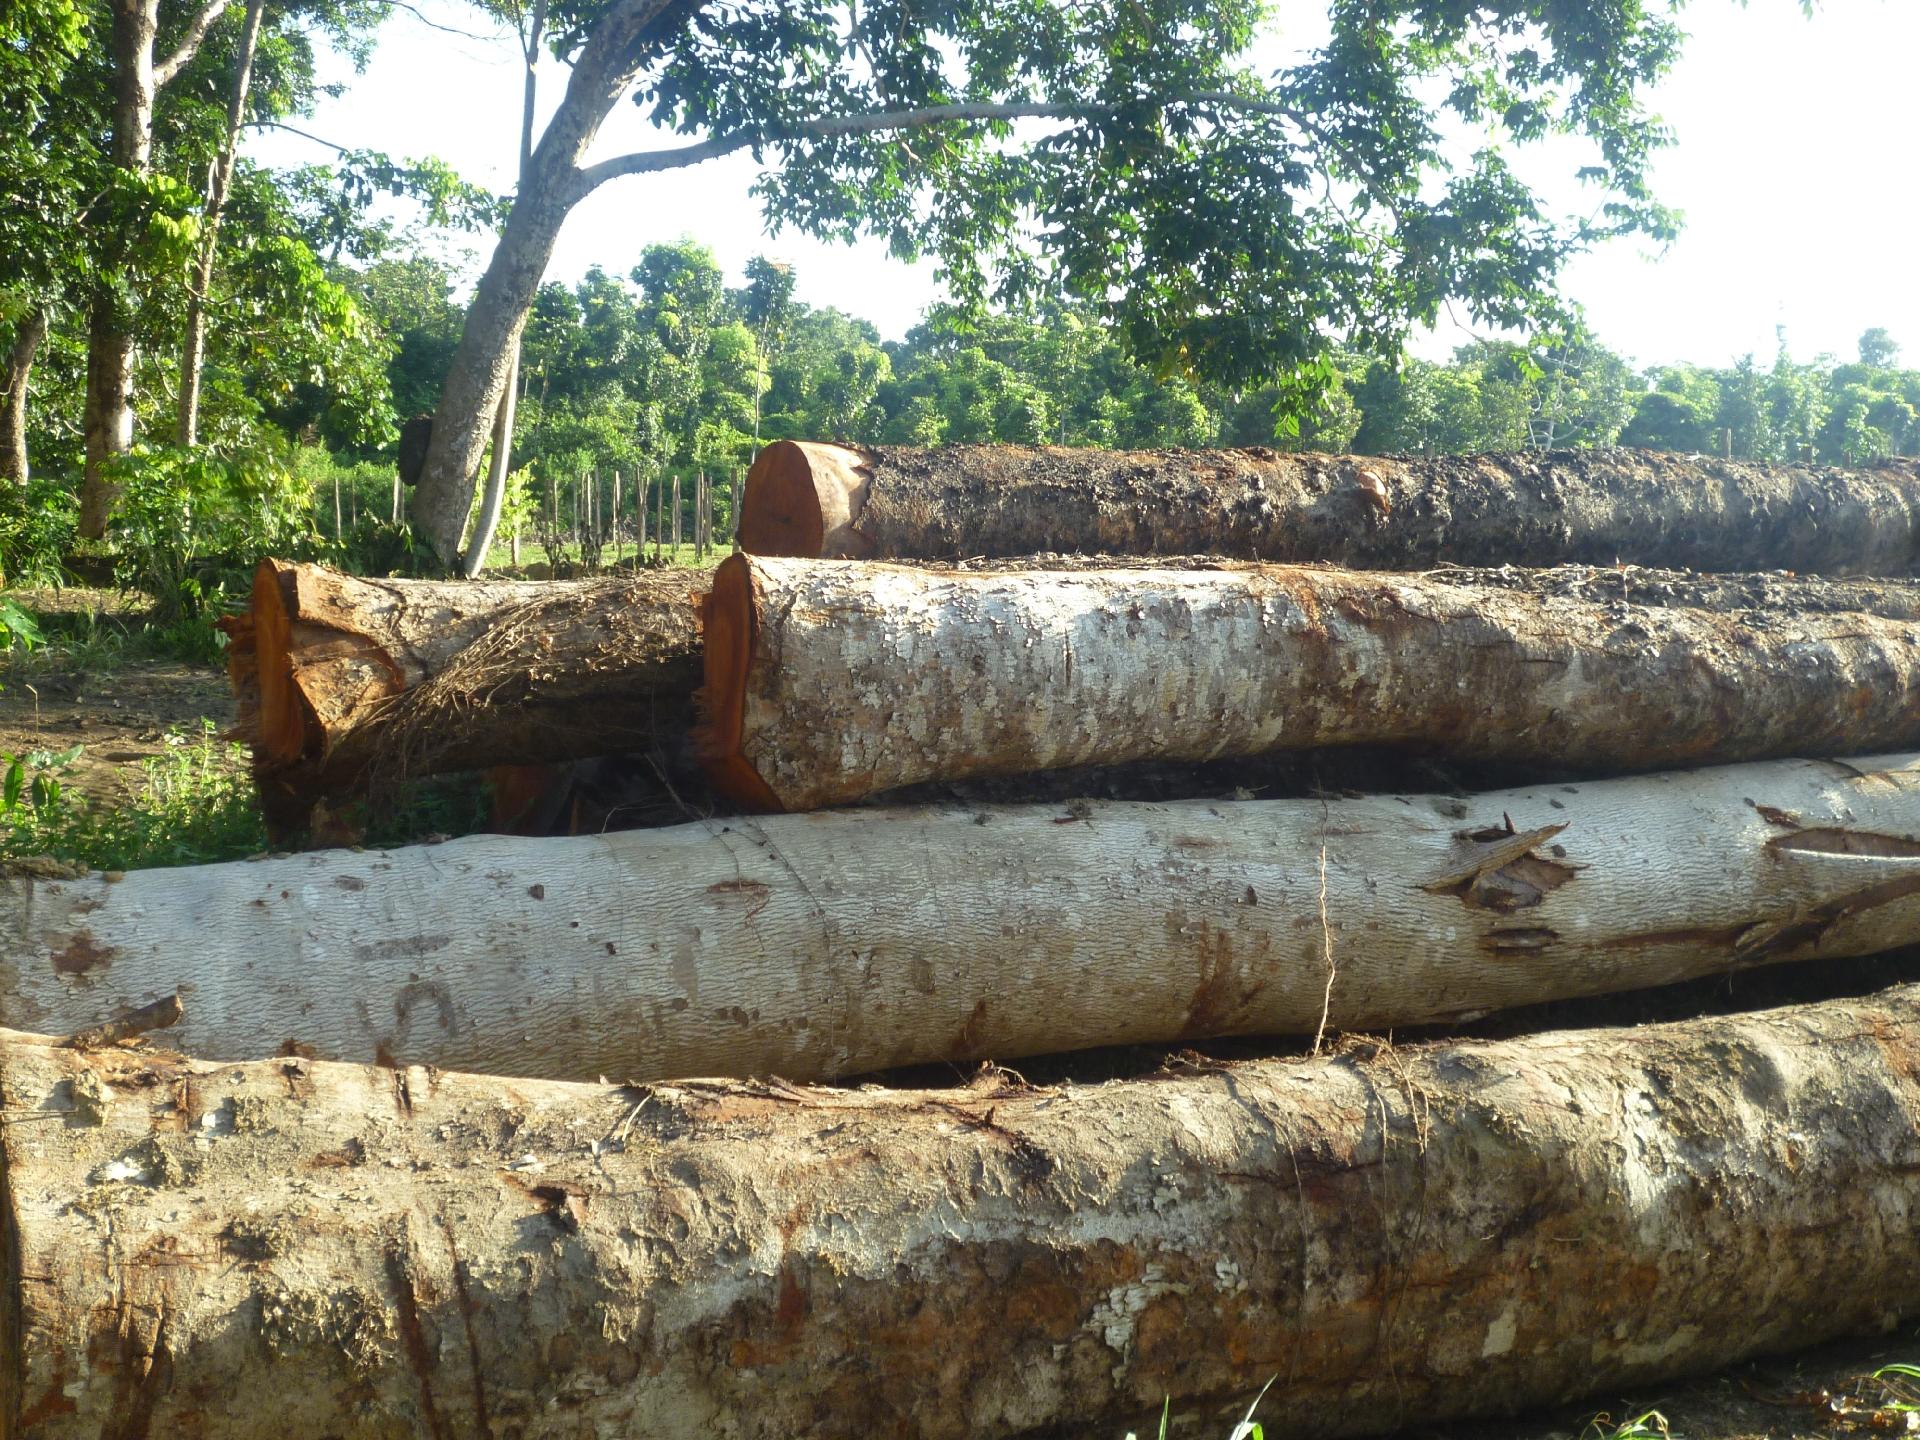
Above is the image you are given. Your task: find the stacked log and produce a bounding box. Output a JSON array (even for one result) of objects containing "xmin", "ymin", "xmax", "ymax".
[
  {"xmin": 29, "ymin": 444, "xmax": 1920, "ymax": 1440},
  {"xmin": 10, "ymin": 755, "xmax": 1919, "ymax": 1081},
  {"xmin": 223, "ymin": 558, "xmax": 704, "ymax": 830},
  {"xmin": 699, "ymin": 554, "xmax": 1920, "ymax": 810},
  {"xmin": 738, "ymin": 439, "xmax": 1920, "ymax": 571},
  {"xmin": 12, "ymin": 981, "xmax": 1920, "ymax": 1438}
]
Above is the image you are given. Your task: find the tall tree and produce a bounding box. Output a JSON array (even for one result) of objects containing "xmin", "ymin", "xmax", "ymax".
[
  {"xmin": 407, "ymin": 0, "xmax": 1687, "ymax": 565},
  {"xmin": 0, "ymin": 0, "xmax": 94, "ymax": 484},
  {"xmin": 77, "ymin": 0, "xmax": 238, "ymax": 536}
]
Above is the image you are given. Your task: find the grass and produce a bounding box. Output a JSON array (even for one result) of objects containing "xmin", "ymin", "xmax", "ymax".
[
  {"xmin": 4, "ymin": 591, "xmax": 229, "ymax": 673},
  {"xmin": 0, "ymin": 722, "xmax": 266, "ymax": 871}
]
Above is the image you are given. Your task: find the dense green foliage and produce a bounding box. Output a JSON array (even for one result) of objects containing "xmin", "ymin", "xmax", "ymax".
[{"xmin": 0, "ymin": 0, "xmax": 1903, "ymax": 590}]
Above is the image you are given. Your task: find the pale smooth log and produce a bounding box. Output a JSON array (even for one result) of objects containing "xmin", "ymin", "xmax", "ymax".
[
  {"xmin": 700, "ymin": 555, "xmax": 1920, "ymax": 811},
  {"xmin": 11, "ymin": 981, "xmax": 1920, "ymax": 1437},
  {"xmin": 737, "ymin": 439, "xmax": 1920, "ymax": 575},
  {"xmin": 6, "ymin": 757, "xmax": 1920, "ymax": 1083}
]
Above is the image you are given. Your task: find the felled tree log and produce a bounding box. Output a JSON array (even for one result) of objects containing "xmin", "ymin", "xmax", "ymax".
[
  {"xmin": 738, "ymin": 440, "xmax": 1920, "ymax": 574},
  {"xmin": 7, "ymin": 756, "xmax": 1919, "ymax": 1082},
  {"xmin": 225, "ymin": 559, "xmax": 705, "ymax": 827},
  {"xmin": 13, "ymin": 980, "xmax": 1920, "ymax": 1439},
  {"xmin": 701, "ymin": 555, "xmax": 1920, "ymax": 811}
]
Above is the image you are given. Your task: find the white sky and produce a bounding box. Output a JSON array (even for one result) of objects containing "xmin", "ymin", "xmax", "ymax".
[{"xmin": 247, "ymin": 0, "xmax": 1920, "ymax": 371}]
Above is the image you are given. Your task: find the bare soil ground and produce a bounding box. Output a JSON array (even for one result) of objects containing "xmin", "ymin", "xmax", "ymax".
[{"xmin": 0, "ymin": 588, "xmax": 235, "ymax": 804}]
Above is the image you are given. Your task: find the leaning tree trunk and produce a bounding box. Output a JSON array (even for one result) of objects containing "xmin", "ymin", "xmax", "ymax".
[
  {"xmin": 7, "ymin": 755, "xmax": 1919, "ymax": 1082},
  {"xmin": 13, "ymin": 980, "xmax": 1920, "ymax": 1439},
  {"xmin": 412, "ymin": 0, "xmax": 682, "ymax": 565},
  {"xmin": 737, "ymin": 440, "xmax": 1920, "ymax": 575},
  {"xmin": 224, "ymin": 559, "xmax": 703, "ymax": 829},
  {"xmin": 701, "ymin": 556, "xmax": 1920, "ymax": 810},
  {"xmin": 0, "ymin": 308, "xmax": 47, "ymax": 485}
]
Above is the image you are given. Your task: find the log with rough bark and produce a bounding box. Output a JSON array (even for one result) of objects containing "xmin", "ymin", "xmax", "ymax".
[
  {"xmin": 701, "ymin": 555, "xmax": 1920, "ymax": 811},
  {"xmin": 224, "ymin": 559, "xmax": 704, "ymax": 826},
  {"xmin": 13, "ymin": 978, "xmax": 1920, "ymax": 1438},
  {"xmin": 738, "ymin": 440, "xmax": 1920, "ymax": 574},
  {"xmin": 7, "ymin": 756, "xmax": 1920, "ymax": 1082}
]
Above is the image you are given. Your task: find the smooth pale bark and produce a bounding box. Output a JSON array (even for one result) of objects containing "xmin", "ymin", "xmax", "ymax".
[
  {"xmin": 6, "ymin": 756, "xmax": 1920, "ymax": 1081},
  {"xmin": 412, "ymin": 0, "xmax": 682, "ymax": 564},
  {"xmin": 1, "ymin": 309, "xmax": 47, "ymax": 485},
  {"xmin": 738, "ymin": 439, "xmax": 1920, "ymax": 575},
  {"xmin": 701, "ymin": 556, "xmax": 1920, "ymax": 811},
  {"xmin": 176, "ymin": 0, "xmax": 265, "ymax": 447},
  {"xmin": 225, "ymin": 559, "xmax": 703, "ymax": 826},
  {"xmin": 12, "ymin": 981, "xmax": 1920, "ymax": 1438}
]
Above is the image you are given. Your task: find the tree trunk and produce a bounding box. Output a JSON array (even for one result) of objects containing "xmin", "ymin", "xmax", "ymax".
[
  {"xmin": 458, "ymin": 0, "xmax": 544, "ymax": 579},
  {"xmin": 13, "ymin": 979, "xmax": 1920, "ymax": 1438},
  {"xmin": 0, "ymin": 308, "xmax": 46, "ymax": 485},
  {"xmin": 738, "ymin": 440, "xmax": 1920, "ymax": 576},
  {"xmin": 671, "ymin": 472, "xmax": 682, "ymax": 550},
  {"xmin": 225, "ymin": 559, "xmax": 703, "ymax": 826},
  {"xmin": 460, "ymin": 339, "xmax": 520, "ymax": 576},
  {"xmin": 411, "ymin": 0, "xmax": 683, "ymax": 565},
  {"xmin": 701, "ymin": 556, "xmax": 1920, "ymax": 811},
  {"xmin": 177, "ymin": 0, "xmax": 265, "ymax": 448},
  {"xmin": 77, "ymin": 0, "xmax": 160, "ymax": 538},
  {"xmin": 8, "ymin": 755, "xmax": 1920, "ymax": 1081}
]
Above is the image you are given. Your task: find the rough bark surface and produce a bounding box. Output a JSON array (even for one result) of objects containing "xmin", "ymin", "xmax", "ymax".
[
  {"xmin": 738, "ymin": 440, "xmax": 1920, "ymax": 576},
  {"xmin": 227, "ymin": 559, "xmax": 704, "ymax": 825},
  {"xmin": 11, "ymin": 982, "xmax": 1920, "ymax": 1438},
  {"xmin": 6, "ymin": 756, "xmax": 1919, "ymax": 1081},
  {"xmin": 702, "ymin": 556, "xmax": 1920, "ymax": 811}
]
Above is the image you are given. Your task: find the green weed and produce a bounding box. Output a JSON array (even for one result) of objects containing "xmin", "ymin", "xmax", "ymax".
[
  {"xmin": 0, "ymin": 722, "xmax": 266, "ymax": 870},
  {"xmin": 1582, "ymin": 1410, "xmax": 1672, "ymax": 1440}
]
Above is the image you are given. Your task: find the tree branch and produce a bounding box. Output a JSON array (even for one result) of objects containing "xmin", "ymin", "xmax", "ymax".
[
  {"xmin": 155, "ymin": 0, "xmax": 236, "ymax": 88},
  {"xmin": 569, "ymin": 94, "xmax": 1323, "ymax": 199}
]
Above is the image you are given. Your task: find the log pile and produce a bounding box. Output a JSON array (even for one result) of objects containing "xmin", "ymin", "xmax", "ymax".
[{"xmin": 10, "ymin": 443, "xmax": 1920, "ymax": 1439}]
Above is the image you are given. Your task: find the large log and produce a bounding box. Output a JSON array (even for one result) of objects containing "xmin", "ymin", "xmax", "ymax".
[
  {"xmin": 6, "ymin": 756, "xmax": 1919, "ymax": 1083},
  {"xmin": 738, "ymin": 440, "xmax": 1920, "ymax": 574},
  {"xmin": 701, "ymin": 555, "xmax": 1920, "ymax": 811},
  {"xmin": 225, "ymin": 559, "xmax": 705, "ymax": 825},
  {"xmin": 13, "ymin": 979, "xmax": 1920, "ymax": 1438}
]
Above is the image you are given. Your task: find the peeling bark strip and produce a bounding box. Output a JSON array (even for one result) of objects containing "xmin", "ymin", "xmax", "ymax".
[
  {"xmin": 15, "ymin": 980, "xmax": 1920, "ymax": 1437},
  {"xmin": 739, "ymin": 440, "xmax": 1920, "ymax": 574},
  {"xmin": 702, "ymin": 555, "xmax": 1920, "ymax": 812},
  {"xmin": 224, "ymin": 559, "xmax": 704, "ymax": 825},
  {"xmin": 5, "ymin": 757, "xmax": 1920, "ymax": 1082}
]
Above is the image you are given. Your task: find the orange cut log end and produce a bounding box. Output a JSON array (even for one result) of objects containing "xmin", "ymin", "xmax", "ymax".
[
  {"xmin": 696, "ymin": 554, "xmax": 784, "ymax": 812},
  {"xmin": 736, "ymin": 440, "xmax": 873, "ymax": 559},
  {"xmin": 250, "ymin": 559, "xmax": 316, "ymax": 767}
]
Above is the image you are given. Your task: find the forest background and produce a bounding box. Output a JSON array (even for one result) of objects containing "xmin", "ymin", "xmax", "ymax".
[{"xmin": 4, "ymin": 0, "xmax": 1917, "ymax": 627}]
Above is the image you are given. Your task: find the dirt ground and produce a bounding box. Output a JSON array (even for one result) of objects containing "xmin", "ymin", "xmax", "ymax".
[
  {"xmin": 0, "ymin": 588, "xmax": 236, "ymax": 803},
  {"xmin": 3, "ymin": 591, "xmax": 1918, "ymax": 1440}
]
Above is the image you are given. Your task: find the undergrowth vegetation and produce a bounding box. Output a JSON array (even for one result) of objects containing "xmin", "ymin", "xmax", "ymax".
[{"xmin": 0, "ymin": 723, "xmax": 265, "ymax": 870}]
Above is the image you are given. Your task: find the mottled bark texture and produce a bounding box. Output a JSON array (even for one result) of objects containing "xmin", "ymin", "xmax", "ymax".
[
  {"xmin": 5, "ymin": 756, "xmax": 1920, "ymax": 1081},
  {"xmin": 223, "ymin": 559, "xmax": 703, "ymax": 831},
  {"xmin": 0, "ymin": 309, "xmax": 46, "ymax": 486},
  {"xmin": 11, "ymin": 980, "xmax": 1920, "ymax": 1437},
  {"xmin": 738, "ymin": 440, "xmax": 1920, "ymax": 575},
  {"xmin": 701, "ymin": 556, "xmax": 1920, "ymax": 811}
]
